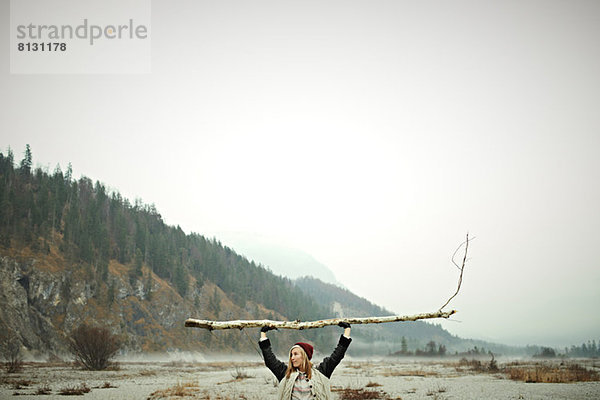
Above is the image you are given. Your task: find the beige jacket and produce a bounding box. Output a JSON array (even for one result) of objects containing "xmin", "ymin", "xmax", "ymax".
[{"xmin": 276, "ymin": 367, "xmax": 331, "ymax": 400}]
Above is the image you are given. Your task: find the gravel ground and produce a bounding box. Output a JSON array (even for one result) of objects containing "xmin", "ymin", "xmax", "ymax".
[{"xmin": 1, "ymin": 359, "xmax": 599, "ymax": 399}]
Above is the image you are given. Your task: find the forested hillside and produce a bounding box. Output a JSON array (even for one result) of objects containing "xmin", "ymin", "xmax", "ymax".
[{"xmin": 0, "ymin": 145, "xmax": 334, "ymax": 355}]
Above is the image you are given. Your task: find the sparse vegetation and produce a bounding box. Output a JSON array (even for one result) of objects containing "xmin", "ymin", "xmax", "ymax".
[
  {"xmin": 35, "ymin": 384, "xmax": 52, "ymax": 395},
  {"xmin": 457, "ymin": 355, "xmax": 499, "ymax": 373},
  {"xmin": 505, "ymin": 362, "xmax": 600, "ymax": 383},
  {"xmin": 333, "ymin": 387, "xmax": 388, "ymax": 399},
  {"xmin": 332, "ymin": 384, "xmax": 402, "ymax": 400},
  {"xmin": 426, "ymin": 385, "xmax": 448, "ymax": 396},
  {"xmin": 381, "ymin": 368, "xmax": 438, "ymax": 377},
  {"xmin": 11, "ymin": 379, "xmax": 34, "ymax": 390},
  {"xmin": 455, "ymin": 357, "xmax": 600, "ymax": 383},
  {"xmin": 58, "ymin": 383, "xmax": 91, "ymax": 395},
  {"xmin": 140, "ymin": 369, "xmax": 158, "ymax": 376},
  {"xmin": 147, "ymin": 381, "xmax": 200, "ymax": 399},
  {"xmin": 230, "ymin": 366, "xmax": 253, "ymax": 380},
  {"xmin": 68, "ymin": 323, "xmax": 121, "ymax": 370}
]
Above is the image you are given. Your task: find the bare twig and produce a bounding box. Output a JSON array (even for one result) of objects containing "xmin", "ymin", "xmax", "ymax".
[{"xmin": 439, "ymin": 233, "xmax": 471, "ymax": 311}]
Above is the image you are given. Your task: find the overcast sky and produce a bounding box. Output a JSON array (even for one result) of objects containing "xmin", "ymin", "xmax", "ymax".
[{"xmin": 2, "ymin": 0, "xmax": 599, "ymax": 347}]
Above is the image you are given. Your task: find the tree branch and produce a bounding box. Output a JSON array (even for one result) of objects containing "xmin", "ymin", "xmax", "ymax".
[{"xmin": 184, "ymin": 310, "xmax": 457, "ymax": 331}]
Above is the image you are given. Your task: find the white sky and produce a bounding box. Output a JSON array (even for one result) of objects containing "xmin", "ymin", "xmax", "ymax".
[{"xmin": 2, "ymin": 0, "xmax": 599, "ymax": 347}]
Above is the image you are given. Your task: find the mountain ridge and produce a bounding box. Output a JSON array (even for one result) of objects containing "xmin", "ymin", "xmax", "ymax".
[{"xmin": 208, "ymin": 231, "xmax": 342, "ymax": 286}]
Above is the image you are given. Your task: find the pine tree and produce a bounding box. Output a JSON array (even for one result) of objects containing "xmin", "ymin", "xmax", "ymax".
[
  {"xmin": 174, "ymin": 265, "xmax": 189, "ymax": 297},
  {"xmin": 65, "ymin": 162, "xmax": 72, "ymax": 183},
  {"xmin": 19, "ymin": 144, "xmax": 32, "ymax": 175},
  {"xmin": 134, "ymin": 248, "xmax": 143, "ymax": 276},
  {"xmin": 400, "ymin": 336, "xmax": 408, "ymax": 354}
]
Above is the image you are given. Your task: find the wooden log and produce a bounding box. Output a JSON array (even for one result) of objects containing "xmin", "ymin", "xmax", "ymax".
[{"xmin": 184, "ymin": 309, "xmax": 457, "ymax": 331}]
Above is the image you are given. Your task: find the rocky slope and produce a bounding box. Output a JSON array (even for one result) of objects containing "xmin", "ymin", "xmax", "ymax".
[{"xmin": 0, "ymin": 249, "xmax": 294, "ymax": 358}]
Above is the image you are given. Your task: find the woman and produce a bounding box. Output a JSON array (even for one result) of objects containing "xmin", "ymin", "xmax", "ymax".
[{"xmin": 259, "ymin": 322, "xmax": 352, "ymax": 400}]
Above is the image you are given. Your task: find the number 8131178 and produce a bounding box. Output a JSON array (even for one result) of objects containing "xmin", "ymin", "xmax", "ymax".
[{"xmin": 18, "ymin": 42, "xmax": 67, "ymax": 51}]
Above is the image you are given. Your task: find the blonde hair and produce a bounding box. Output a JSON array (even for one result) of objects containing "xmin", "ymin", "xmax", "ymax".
[{"xmin": 285, "ymin": 346, "xmax": 313, "ymax": 379}]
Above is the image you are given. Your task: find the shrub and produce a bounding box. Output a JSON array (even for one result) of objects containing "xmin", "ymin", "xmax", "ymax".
[
  {"xmin": 230, "ymin": 366, "xmax": 253, "ymax": 380},
  {"xmin": 68, "ymin": 323, "xmax": 121, "ymax": 370},
  {"xmin": 458, "ymin": 356, "xmax": 498, "ymax": 373},
  {"xmin": 488, "ymin": 353, "xmax": 499, "ymax": 372},
  {"xmin": 0, "ymin": 331, "xmax": 23, "ymax": 373}
]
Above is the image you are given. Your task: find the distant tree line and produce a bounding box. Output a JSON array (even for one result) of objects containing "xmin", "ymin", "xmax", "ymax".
[
  {"xmin": 565, "ymin": 340, "xmax": 600, "ymax": 358},
  {"xmin": 0, "ymin": 145, "xmax": 329, "ymax": 324},
  {"xmin": 526, "ymin": 341, "xmax": 600, "ymax": 359},
  {"xmin": 394, "ymin": 340, "xmax": 600, "ymax": 359},
  {"xmin": 391, "ymin": 338, "xmax": 499, "ymax": 358},
  {"xmin": 390, "ymin": 338, "xmax": 448, "ymax": 357}
]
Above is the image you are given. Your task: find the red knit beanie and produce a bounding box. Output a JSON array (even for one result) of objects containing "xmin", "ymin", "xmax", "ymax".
[{"xmin": 291, "ymin": 342, "xmax": 314, "ymax": 360}]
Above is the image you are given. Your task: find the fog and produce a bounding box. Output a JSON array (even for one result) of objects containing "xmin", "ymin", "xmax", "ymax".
[{"xmin": 2, "ymin": 0, "xmax": 599, "ymax": 348}]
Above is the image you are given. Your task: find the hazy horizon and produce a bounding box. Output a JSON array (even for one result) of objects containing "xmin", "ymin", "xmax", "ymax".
[{"xmin": 2, "ymin": 0, "xmax": 599, "ymax": 348}]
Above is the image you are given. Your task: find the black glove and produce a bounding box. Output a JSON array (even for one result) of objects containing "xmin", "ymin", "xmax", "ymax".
[
  {"xmin": 261, "ymin": 325, "xmax": 278, "ymax": 333},
  {"xmin": 338, "ymin": 321, "xmax": 351, "ymax": 329}
]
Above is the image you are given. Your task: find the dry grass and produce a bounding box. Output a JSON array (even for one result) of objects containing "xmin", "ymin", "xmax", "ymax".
[
  {"xmin": 456, "ymin": 357, "xmax": 499, "ymax": 372},
  {"xmin": 381, "ymin": 369, "xmax": 439, "ymax": 377},
  {"xmin": 426, "ymin": 385, "xmax": 448, "ymax": 396},
  {"xmin": 215, "ymin": 366, "xmax": 256, "ymax": 385},
  {"xmin": 140, "ymin": 369, "xmax": 158, "ymax": 376},
  {"xmin": 35, "ymin": 384, "xmax": 52, "ymax": 395},
  {"xmin": 147, "ymin": 381, "xmax": 200, "ymax": 399},
  {"xmin": 333, "ymin": 385, "xmax": 401, "ymax": 400},
  {"xmin": 454, "ymin": 358, "xmax": 600, "ymax": 383},
  {"xmin": 347, "ymin": 362, "xmax": 373, "ymax": 371},
  {"xmin": 197, "ymin": 394, "xmax": 246, "ymax": 400},
  {"xmin": 96, "ymin": 381, "xmax": 118, "ymax": 389},
  {"xmin": 333, "ymin": 387, "xmax": 389, "ymax": 399},
  {"xmin": 457, "ymin": 358, "xmax": 483, "ymax": 368},
  {"xmin": 10, "ymin": 379, "xmax": 35, "ymax": 389},
  {"xmin": 505, "ymin": 362, "xmax": 600, "ymax": 383},
  {"xmin": 149, "ymin": 386, "xmax": 244, "ymax": 400},
  {"xmin": 58, "ymin": 383, "xmax": 91, "ymax": 395}
]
